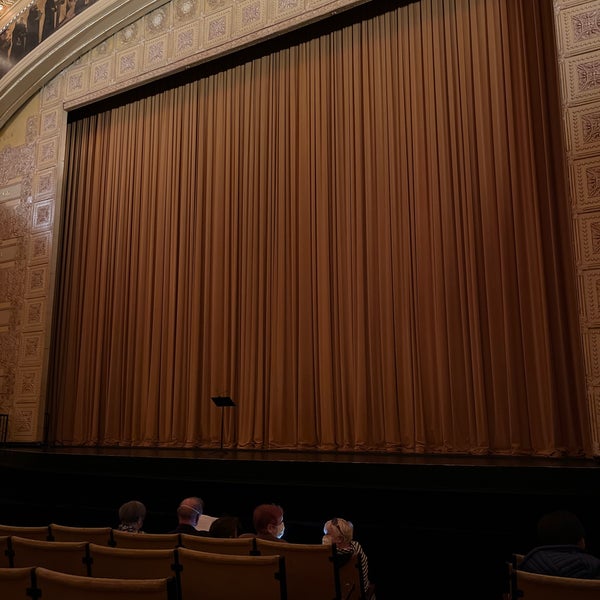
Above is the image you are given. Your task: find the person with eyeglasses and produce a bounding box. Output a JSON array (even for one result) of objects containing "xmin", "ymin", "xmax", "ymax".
[
  {"xmin": 323, "ymin": 517, "xmax": 376, "ymax": 599},
  {"xmin": 169, "ymin": 496, "xmax": 210, "ymax": 536}
]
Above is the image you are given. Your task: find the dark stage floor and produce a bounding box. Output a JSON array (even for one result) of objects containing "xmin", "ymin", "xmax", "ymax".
[{"xmin": 1, "ymin": 446, "xmax": 599, "ymax": 600}]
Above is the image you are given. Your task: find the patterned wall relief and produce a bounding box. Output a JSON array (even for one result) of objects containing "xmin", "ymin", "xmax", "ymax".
[
  {"xmin": 0, "ymin": 110, "xmax": 37, "ymax": 439},
  {"xmin": 556, "ymin": 0, "xmax": 600, "ymax": 456}
]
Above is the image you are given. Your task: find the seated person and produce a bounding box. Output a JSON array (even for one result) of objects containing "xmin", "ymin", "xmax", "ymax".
[
  {"xmin": 209, "ymin": 516, "xmax": 241, "ymax": 538},
  {"xmin": 323, "ymin": 517, "xmax": 376, "ymax": 599},
  {"xmin": 519, "ymin": 509, "xmax": 600, "ymax": 579},
  {"xmin": 117, "ymin": 500, "xmax": 146, "ymax": 533},
  {"xmin": 170, "ymin": 497, "xmax": 209, "ymax": 536},
  {"xmin": 240, "ymin": 503, "xmax": 286, "ymax": 541}
]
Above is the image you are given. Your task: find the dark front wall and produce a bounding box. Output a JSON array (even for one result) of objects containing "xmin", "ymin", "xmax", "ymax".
[{"xmin": 1, "ymin": 447, "xmax": 599, "ymax": 600}]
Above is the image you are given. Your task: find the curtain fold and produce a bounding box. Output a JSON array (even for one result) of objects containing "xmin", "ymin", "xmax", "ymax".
[{"xmin": 48, "ymin": 0, "xmax": 589, "ymax": 455}]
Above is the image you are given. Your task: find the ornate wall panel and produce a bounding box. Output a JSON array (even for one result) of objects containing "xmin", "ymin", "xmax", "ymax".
[{"xmin": 556, "ymin": 0, "xmax": 600, "ymax": 455}]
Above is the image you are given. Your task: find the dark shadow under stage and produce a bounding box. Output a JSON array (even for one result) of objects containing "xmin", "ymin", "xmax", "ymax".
[{"xmin": 1, "ymin": 446, "xmax": 599, "ymax": 599}]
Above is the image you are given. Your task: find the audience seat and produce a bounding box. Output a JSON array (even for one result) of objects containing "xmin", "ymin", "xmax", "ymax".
[
  {"xmin": 254, "ymin": 538, "xmax": 337, "ymax": 600},
  {"xmin": 179, "ymin": 533, "xmax": 258, "ymax": 555},
  {"xmin": 336, "ymin": 552, "xmax": 366, "ymax": 600},
  {"xmin": 49, "ymin": 523, "xmax": 113, "ymax": 545},
  {"xmin": 509, "ymin": 559, "xmax": 600, "ymax": 600},
  {"xmin": 0, "ymin": 566, "xmax": 34, "ymax": 600},
  {"xmin": 0, "ymin": 536, "xmax": 12, "ymax": 568},
  {"xmin": 33, "ymin": 566, "xmax": 177, "ymax": 600},
  {"xmin": 111, "ymin": 530, "xmax": 180, "ymax": 549},
  {"xmin": 176, "ymin": 546, "xmax": 287, "ymax": 600},
  {"xmin": 0, "ymin": 525, "xmax": 50, "ymax": 541},
  {"xmin": 88, "ymin": 543, "xmax": 177, "ymax": 580},
  {"xmin": 10, "ymin": 536, "xmax": 90, "ymax": 576}
]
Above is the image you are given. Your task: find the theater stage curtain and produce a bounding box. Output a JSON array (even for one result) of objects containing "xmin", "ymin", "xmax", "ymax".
[{"xmin": 48, "ymin": 0, "xmax": 590, "ymax": 456}]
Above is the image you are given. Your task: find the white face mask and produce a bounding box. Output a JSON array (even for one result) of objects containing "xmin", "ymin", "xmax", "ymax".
[{"xmin": 275, "ymin": 521, "xmax": 285, "ymax": 539}]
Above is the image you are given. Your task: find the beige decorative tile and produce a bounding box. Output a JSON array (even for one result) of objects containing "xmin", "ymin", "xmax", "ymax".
[
  {"xmin": 173, "ymin": 23, "xmax": 202, "ymax": 58},
  {"xmin": 64, "ymin": 66, "xmax": 91, "ymax": 100},
  {"xmin": 564, "ymin": 48, "xmax": 600, "ymax": 106},
  {"xmin": 35, "ymin": 169, "xmax": 55, "ymax": 198},
  {"xmin": 576, "ymin": 212, "xmax": 600, "ymax": 266},
  {"xmin": 19, "ymin": 332, "xmax": 43, "ymax": 365},
  {"xmin": 581, "ymin": 269, "xmax": 600, "ymax": 323},
  {"xmin": 583, "ymin": 329, "xmax": 600, "ymax": 385},
  {"xmin": 204, "ymin": 0, "xmax": 233, "ymax": 16},
  {"xmin": 144, "ymin": 33, "xmax": 170, "ymax": 70},
  {"xmin": 175, "ymin": 0, "xmax": 200, "ymax": 22},
  {"xmin": 32, "ymin": 200, "xmax": 53, "ymax": 231},
  {"xmin": 22, "ymin": 299, "xmax": 46, "ymax": 331},
  {"xmin": 25, "ymin": 266, "xmax": 48, "ymax": 298},
  {"xmin": 573, "ymin": 156, "xmax": 600, "ymax": 212},
  {"xmin": 116, "ymin": 46, "xmax": 143, "ymax": 81},
  {"xmin": 40, "ymin": 109, "xmax": 61, "ymax": 137},
  {"xmin": 10, "ymin": 403, "xmax": 38, "ymax": 440},
  {"xmin": 41, "ymin": 78, "xmax": 63, "ymax": 108},
  {"xmin": 15, "ymin": 369, "xmax": 40, "ymax": 398},
  {"xmin": 204, "ymin": 8, "xmax": 232, "ymax": 47},
  {"xmin": 90, "ymin": 57, "xmax": 115, "ymax": 91},
  {"xmin": 272, "ymin": 0, "xmax": 304, "ymax": 22},
  {"xmin": 36, "ymin": 137, "xmax": 59, "ymax": 167},
  {"xmin": 91, "ymin": 37, "xmax": 115, "ymax": 60},
  {"xmin": 116, "ymin": 22, "xmax": 143, "ymax": 49},
  {"xmin": 567, "ymin": 103, "xmax": 600, "ymax": 156},
  {"xmin": 28, "ymin": 232, "xmax": 51, "ymax": 265},
  {"xmin": 557, "ymin": 2, "xmax": 600, "ymax": 57},
  {"xmin": 233, "ymin": 0, "xmax": 267, "ymax": 34},
  {"xmin": 145, "ymin": 5, "xmax": 172, "ymax": 35}
]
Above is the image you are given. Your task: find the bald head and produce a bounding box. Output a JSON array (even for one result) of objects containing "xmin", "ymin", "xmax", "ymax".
[{"xmin": 177, "ymin": 497, "xmax": 204, "ymax": 525}]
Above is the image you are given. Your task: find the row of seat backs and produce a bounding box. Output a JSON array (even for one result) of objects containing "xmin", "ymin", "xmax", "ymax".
[
  {"xmin": 0, "ymin": 544, "xmax": 285, "ymax": 600},
  {"xmin": 506, "ymin": 553, "xmax": 600, "ymax": 600},
  {"xmin": 0, "ymin": 524, "xmax": 185, "ymax": 548},
  {"xmin": 0, "ymin": 534, "xmax": 366, "ymax": 600},
  {"xmin": 0, "ymin": 566, "xmax": 177, "ymax": 600}
]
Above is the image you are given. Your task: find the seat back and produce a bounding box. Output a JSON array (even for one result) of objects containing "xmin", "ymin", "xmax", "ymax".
[
  {"xmin": 336, "ymin": 552, "xmax": 365, "ymax": 600},
  {"xmin": 111, "ymin": 530, "xmax": 180, "ymax": 549},
  {"xmin": 513, "ymin": 567, "xmax": 600, "ymax": 600},
  {"xmin": 0, "ymin": 525, "xmax": 50, "ymax": 541},
  {"xmin": 176, "ymin": 546, "xmax": 287, "ymax": 600},
  {"xmin": 50, "ymin": 524, "xmax": 113, "ymax": 546},
  {"xmin": 0, "ymin": 536, "xmax": 12, "ymax": 568},
  {"xmin": 33, "ymin": 566, "xmax": 176, "ymax": 600},
  {"xmin": 255, "ymin": 538, "xmax": 337, "ymax": 600},
  {"xmin": 179, "ymin": 533, "xmax": 257, "ymax": 555},
  {"xmin": 10, "ymin": 536, "xmax": 90, "ymax": 576},
  {"xmin": 0, "ymin": 566, "xmax": 34, "ymax": 600},
  {"xmin": 88, "ymin": 543, "xmax": 178, "ymax": 580}
]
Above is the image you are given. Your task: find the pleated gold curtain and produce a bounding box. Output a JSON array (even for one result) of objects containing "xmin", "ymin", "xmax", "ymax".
[{"xmin": 48, "ymin": 0, "xmax": 590, "ymax": 455}]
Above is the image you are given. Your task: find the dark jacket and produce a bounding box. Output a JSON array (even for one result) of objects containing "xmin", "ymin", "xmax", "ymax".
[{"xmin": 519, "ymin": 545, "xmax": 600, "ymax": 579}]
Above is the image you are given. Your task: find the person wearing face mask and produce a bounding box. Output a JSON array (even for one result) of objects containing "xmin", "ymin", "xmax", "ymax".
[{"xmin": 240, "ymin": 503, "xmax": 286, "ymax": 541}]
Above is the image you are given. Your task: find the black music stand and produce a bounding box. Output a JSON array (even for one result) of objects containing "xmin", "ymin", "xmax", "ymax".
[{"xmin": 211, "ymin": 396, "xmax": 235, "ymax": 449}]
